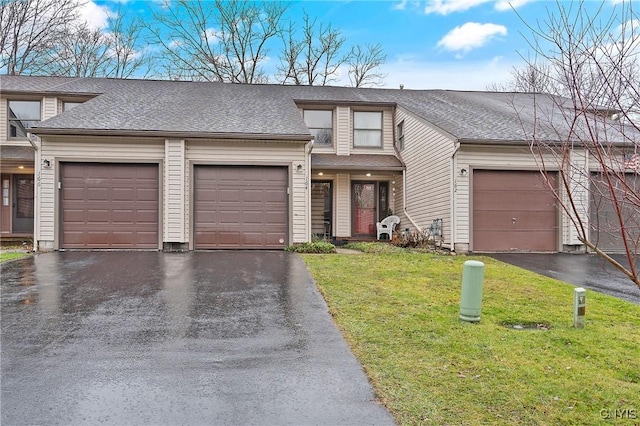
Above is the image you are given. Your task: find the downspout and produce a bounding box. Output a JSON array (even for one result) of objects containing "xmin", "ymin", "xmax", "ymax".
[
  {"xmin": 28, "ymin": 133, "xmax": 40, "ymax": 252},
  {"xmin": 306, "ymin": 139, "xmax": 314, "ymax": 242},
  {"xmin": 450, "ymin": 140, "xmax": 461, "ymax": 253}
]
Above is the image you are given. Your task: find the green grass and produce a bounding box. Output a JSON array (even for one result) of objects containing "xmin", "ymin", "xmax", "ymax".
[
  {"xmin": 302, "ymin": 253, "xmax": 640, "ymax": 425},
  {"xmin": 0, "ymin": 251, "xmax": 30, "ymax": 263}
]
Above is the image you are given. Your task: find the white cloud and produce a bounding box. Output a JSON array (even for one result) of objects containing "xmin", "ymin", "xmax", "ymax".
[
  {"xmin": 78, "ymin": 1, "xmax": 111, "ymax": 29},
  {"xmin": 424, "ymin": 0, "xmax": 533, "ymax": 14},
  {"xmin": 437, "ymin": 22, "xmax": 507, "ymax": 56},
  {"xmin": 202, "ymin": 28, "xmax": 220, "ymax": 45},
  {"xmin": 379, "ymin": 56, "xmax": 519, "ymax": 90},
  {"xmin": 393, "ymin": 0, "xmax": 408, "ymax": 10},
  {"xmin": 494, "ymin": 0, "xmax": 534, "ymax": 11},
  {"xmin": 424, "ymin": 0, "xmax": 491, "ymax": 15}
]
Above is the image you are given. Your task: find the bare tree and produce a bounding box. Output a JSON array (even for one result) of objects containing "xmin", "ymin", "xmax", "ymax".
[
  {"xmin": 487, "ymin": 63, "xmax": 556, "ymax": 93},
  {"xmin": 515, "ymin": 1, "xmax": 640, "ymax": 288},
  {"xmin": 147, "ymin": 0, "xmax": 286, "ymax": 83},
  {"xmin": 0, "ymin": 0, "xmax": 80, "ymax": 75},
  {"xmin": 38, "ymin": 21, "xmax": 110, "ymax": 77},
  {"xmin": 347, "ymin": 43, "xmax": 386, "ymax": 88},
  {"xmin": 105, "ymin": 10, "xmax": 150, "ymax": 78},
  {"xmin": 277, "ymin": 13, "xmax": 346, "ymax": 86},
  {"xmin": 277, "ymin": 13, "xmax": 386, "ymax": 87}
]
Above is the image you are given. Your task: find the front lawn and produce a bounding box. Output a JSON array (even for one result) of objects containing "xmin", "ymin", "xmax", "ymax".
[{"xmin": 302, "ymin": 252, "xmax": 640, "ymax": 425}]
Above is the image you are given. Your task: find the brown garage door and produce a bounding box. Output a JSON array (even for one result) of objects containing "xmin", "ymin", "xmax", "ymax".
[
  {"xmin": 61, "ymin": 163, "xmax": 159, "ymax": 249},
  {"xmin": 590, "ymin": 173, "xmax": 640, "ymax": 253},
  {"xmin": 473, "ymin": 170, "xmax": 558, "ymax": 252},
  {"xmin": 194, "ymin": 166, "xmax": 288, "ymax": 249}
]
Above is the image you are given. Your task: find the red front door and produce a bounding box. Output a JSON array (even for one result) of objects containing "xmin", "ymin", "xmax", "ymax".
[{"xmin": 353, "ymin": 183, "xmax": 376, "ymax": 235}]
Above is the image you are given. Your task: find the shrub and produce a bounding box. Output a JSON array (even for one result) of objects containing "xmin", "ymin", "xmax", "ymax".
[
  {"xmin": 394, "ymin": 229, "xmax": 439, "ymax": 249},
  {"xmin": 285, "ymin": 241, "xmax": 337, "ymax": 254}
]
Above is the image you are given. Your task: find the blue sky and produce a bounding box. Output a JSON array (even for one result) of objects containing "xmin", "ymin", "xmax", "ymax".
[{"xmin": 83, "ymin": 0, "xmax": 620, "ymax": 90}]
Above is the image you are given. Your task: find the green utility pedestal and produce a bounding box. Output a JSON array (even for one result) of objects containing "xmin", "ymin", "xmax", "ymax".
[{"xmin": 459, "ymin": 260, "xmax": 485, "ymax": 322}]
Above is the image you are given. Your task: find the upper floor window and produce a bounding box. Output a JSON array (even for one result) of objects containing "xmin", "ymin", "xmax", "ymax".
[
  {"xmin": 304, "ymin": 110, "xmax": 333, "ymax": 146},
  {"xmin": 396, "ymin": 121, "xmax": 405, "ymax": 151},
  {"xmin": 63, "ymin": 101, "xmax": 83, "ymax": 111},
  {"xmin": 8, "ymin": 100, "xmax": 41, "ymax": 138},
  {"xmin": 353, "ymin": 111, "xmax": 382, "ymax": 148}
]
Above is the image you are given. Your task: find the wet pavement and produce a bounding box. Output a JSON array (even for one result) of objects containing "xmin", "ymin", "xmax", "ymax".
[
  {"xmin": 489, "ymin": 253, "xmax": 640, "ymax": 305},
  {"xmin": 1, "ymin": 251, "xmax": 395, "ymax": 426}
]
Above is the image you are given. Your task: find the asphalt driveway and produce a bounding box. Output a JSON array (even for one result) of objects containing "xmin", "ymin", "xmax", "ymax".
[
  {"xmin": 1, "ymin": 251, "xmax": 395, "ymax": 426},
  {"xmin": 489, "ymin": 253, "xmax": 640, "ymax": 305}
]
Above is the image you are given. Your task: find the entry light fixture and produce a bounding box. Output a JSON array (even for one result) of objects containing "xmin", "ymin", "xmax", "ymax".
[
  {"xmin": 42, "ymin": 159, "xmax": 51, "ymax": 168},
  {"xmin": 18, "ymin": 165, "xmax": 24, "ymax": 170},
  {"xmin": 296, "ymin": 164, "xmax": 303, "ymax": 173},
  {"xmin": 365, "ymin": 172, "xmax": 372, "ymax": 177},
  {"xmin": 460, "ymin": 168, "xmax": 468, "ymax": 176},
  {"xmin": 317, "ymin": 172, "xmax": 324, "ymax": 176}
]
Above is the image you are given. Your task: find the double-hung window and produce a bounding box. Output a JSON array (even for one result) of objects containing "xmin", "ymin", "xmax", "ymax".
[
  {"xmin": 397, "ymin": 120, "xmax": 405, "ymax": 151},
  {"xmin": 353, "ymin": 111, "xmax": 382, "ymax": 148},
  {"xmin": 8, "ymin": 100, "xmax": 41, "ymax": 138},
  {"xmin": 304, "ymin": 110, "xmax": 333, "ymax": 147}
]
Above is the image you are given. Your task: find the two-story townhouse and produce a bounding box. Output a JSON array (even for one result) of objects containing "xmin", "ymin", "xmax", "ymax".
[{"xmin": 1, "ymin": 75, "xmax": 637, "ymax": 254}]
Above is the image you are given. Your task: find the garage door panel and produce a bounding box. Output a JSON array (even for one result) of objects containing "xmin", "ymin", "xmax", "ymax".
[
  {"xmin": 474, "ymin": 191, "xmax": 555, "ymax": 210},
  {"xmin": 61, "ymin": 163, "xmax": 159, "ymax": 249},
  {"xmin": 474, "ymin": 211, "xmax": 557, "ymax": 230},
  {"xmin": 195, "ymin": 166, "xmax": 288, "ymax": 249},
  {"xmin": 86, "ymin": 187, "xmax": 109, "ymax": 201},
  {"xmin": 218, "ymin": 210, "xmax": 241, "ymax": 225},
  {"xmin": 474, "ymin": 230, "xmax": 557, "ymax": 251},
  {"xmin": 85, "ymin": 209, "xmax": 111, "ymax": 223},
  {"xmin": 473, "ymin": 170, "xmax": 558, "ymax": 252},
  {"xmin": 219, "ymin": 190, "xmax": 240, "ymax": 203},
  {"xmin": 243, "ymin": 189, "xmax": 265, "ymax": 203}
]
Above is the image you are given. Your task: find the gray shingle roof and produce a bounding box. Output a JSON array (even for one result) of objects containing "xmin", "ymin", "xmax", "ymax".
[
  {"xmin": 312, "ymin": 154, "xmax": 404, "ymax": 170},
  {"xmin": 1, "ymin": 75, "xmax": 634, "ymax": 144},
  {"xmin": 0, "ymin": 145, "xmax": 34, "ymax": 161}
]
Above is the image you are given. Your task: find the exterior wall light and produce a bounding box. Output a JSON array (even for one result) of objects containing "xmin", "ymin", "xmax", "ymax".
[
  {"xmin": 43, "ymin": 159, "xmax": 51, "ymax": 168},
  {"xmin": 460, "ymin": 168, "xmax": 468, "ymax": 176}
]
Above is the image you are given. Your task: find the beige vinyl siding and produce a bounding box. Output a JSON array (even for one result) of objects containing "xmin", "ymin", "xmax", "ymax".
[
  {"xmin": 186, "ymin": 139, "xmax": 309, "ymax": 245},
  {"xmin": 37, "ymin": 136, "xmax": 165, "ymax": 247},
  {"xmin": 336, "ymin": 106, "xmax": 350, "ymax": 156},
  {"xmin": 565, "ymin": 148, "xmax": 590, "ymax": 245},
  {"xmin": 0, "ymin": 97, "xmax": 7, "ymax": 142},
  {"xmin": 165, "ymin": 139, "xmax": 186, "ymax": 242},
  {"xmin": 456, "ymin": 144, "xmax": 568, "ymax": 251},
  {"xmin": 43, "ymin": 97, "xmax": 57, "ymax": 120},
  {"xmin": 335, "ymin": 173, "xmax": 351, "ymax": 237},
  {"xmin": 396, "ymin": 106, "xmax": 455, "ymax": 245}
]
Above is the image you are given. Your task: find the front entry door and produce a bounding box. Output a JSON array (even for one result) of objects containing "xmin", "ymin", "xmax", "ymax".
[
  {"xmin": 12, "ymin": 175, "xmax": 34, "ymax": 233},
  {"xmin": 353, "ymin": 183, "xmax": 376, "ymax": 235}
]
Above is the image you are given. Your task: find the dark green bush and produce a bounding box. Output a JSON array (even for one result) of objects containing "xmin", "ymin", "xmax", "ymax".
[{"xmin": 285, "ymin": 241, "xmax": 337, "ymax": 254}]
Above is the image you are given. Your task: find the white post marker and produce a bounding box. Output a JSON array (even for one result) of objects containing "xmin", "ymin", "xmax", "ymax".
[{"xmin": 573, "ymin": 287, "xmax": 586, "ymax": 328}]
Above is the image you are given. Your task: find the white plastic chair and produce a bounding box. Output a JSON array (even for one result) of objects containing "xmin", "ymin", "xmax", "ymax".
[{"xmin": 376, "ymin": 215, "xmax": 400, "ymax": 240}]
